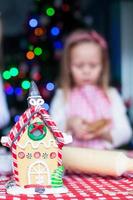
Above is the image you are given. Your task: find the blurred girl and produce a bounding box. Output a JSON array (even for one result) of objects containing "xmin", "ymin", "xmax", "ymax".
[{"xmin": 50, "ymin": 30, "xmax": 132, "ymax": 149}]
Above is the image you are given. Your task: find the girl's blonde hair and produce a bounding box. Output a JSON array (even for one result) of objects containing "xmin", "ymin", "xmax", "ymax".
[{"xmin": 59, "ymin": 29, "xmax": 110, "ymax": 93}]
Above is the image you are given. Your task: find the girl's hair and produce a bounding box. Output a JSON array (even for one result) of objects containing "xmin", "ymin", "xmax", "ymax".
[{"xmin": 59, "ymin": 29, "xmax": 110, "ymax": 93}]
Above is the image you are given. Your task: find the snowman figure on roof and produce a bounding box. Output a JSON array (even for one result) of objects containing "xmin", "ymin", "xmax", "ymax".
[{"xmin": 1, "ymin": 81, "xmax": 72, "ymax": 195}]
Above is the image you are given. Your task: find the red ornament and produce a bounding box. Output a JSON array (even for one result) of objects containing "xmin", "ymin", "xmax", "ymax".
[
  {"xmin": 62, "ymin": 4, "xmax": 70, "ymax": 12},
  {"xmin": 34, "ymin": 152, "xmax": 41, "ymax": 159},
  {"xmin": 50, "ymin": 152, "xmax": 56, "ymax": 159},
  {"xmin": 41, "ymin": 88, "xmax": 50, "ymax": 99},
  {"xmin": 32, "ymin": 72, "xmax": 41, "ymax": 81},
  {"xmin": 18, "ymin": 152, "xmax": 25, "ymax": 159}
]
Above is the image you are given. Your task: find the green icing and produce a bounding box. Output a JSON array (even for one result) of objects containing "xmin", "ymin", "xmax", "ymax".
[
  {"xmin": 51, "ymin": 176, "xmax": 63, "ymax": 181},
  {"xmin": 51, "ymin": 166, "xmax": 64, "ymax": 188},
  {"xmin": 52, "ymin": 184, "xmax": 63, "ymax": 188}
]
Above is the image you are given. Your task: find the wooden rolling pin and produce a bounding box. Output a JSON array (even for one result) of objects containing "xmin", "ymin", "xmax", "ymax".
[{"xmin": 62, "ymin": 146, "xmax": 133, "ymax": 176}]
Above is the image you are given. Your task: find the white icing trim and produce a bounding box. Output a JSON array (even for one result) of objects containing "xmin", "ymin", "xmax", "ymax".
[
  {"xmin": 27, "ymin": 96, "xmax": 41, "ymax": 99},
  {"xmin": 28, "ymin": 160, "xmax": 50, "ymax": 185},
  {"xmin": 17, "ymin": 139, "xmax": 58, "ymax": 149},
  {"xmin": 62, "ymin": 133, "xmax": 73, "ymax": 144},
  {"xmin": 29, "ymin": 98, "xmax": 44, "ymax": 106},
  {"xmin": 6, "ymin": 185, "xmax": 68, "ymax": 195},
  {"xmin": 1, "ymin": 136, "xmax": 11, "ymax": 146}
]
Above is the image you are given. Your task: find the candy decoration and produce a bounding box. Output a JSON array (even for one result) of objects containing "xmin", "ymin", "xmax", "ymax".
[
  {"xmin": 51, "ymin": 166, "xmax": 64, "ymax": 188},
  {"xmin": 50, "ymin": 152, "xmax": 56, "ymax": 159},
  {"xmin": 18, "ymin": 152, "xmax": 25, "ymax": 159},
  {"xmin": 30, "ymin": 123, "xmax": 44, "ymax": 133},
  {"xmin": 28, "ymin": 122, "xmax": 47, "ymax": 141},
  {"xmin": 34, "ymin": 152, "xmax": 41, "ymax": 159}
]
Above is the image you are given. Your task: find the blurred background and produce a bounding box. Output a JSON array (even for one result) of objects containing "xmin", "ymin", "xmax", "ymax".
[{"xmin": 0, "ymin": 0, "xmax": 133, "ymax": 140}]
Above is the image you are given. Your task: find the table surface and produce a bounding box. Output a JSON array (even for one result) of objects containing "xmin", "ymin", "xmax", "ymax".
[{"xmin": 0, "ymin": 174, "xmax": 133, "ymax": 200}]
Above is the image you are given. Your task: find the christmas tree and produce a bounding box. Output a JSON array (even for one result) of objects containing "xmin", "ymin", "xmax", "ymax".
[{"xmin": 2, "ymin": 0, "xmax": 87, "ymax": 126}]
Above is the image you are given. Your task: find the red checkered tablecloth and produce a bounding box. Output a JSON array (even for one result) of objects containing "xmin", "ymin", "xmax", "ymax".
[{"xmin": 0, "ymin": 174, "xmax": 133, "ymax": 200}]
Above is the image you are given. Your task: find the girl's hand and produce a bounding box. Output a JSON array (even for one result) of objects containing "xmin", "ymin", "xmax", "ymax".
[
  {"xmin": 96, "ymin": 125, "xmax": 112, "ymax": 142},
  {"xmin": 67, "ymin": 116, "xmax": 89, "ymax": 140}
]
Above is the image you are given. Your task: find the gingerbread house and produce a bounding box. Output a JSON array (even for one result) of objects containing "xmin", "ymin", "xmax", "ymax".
[{"xmin": 1, "ymin": 82, "xmax": 71, "ymax": 192}]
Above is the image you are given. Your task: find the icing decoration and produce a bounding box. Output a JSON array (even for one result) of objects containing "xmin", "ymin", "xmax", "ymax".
[
  {"xmin": 42, "ymin": 153, "xmax": 48, "ymax": 159},
  {"xmin": 28, "ymin": 160, "xmax": 51, "ymax": 185},
  {"xmin": 18, "ymin": 152, "xmax": 25, "ymax": 159},
  {"xmin": 6, "ymin": 181, "xmax": 68, "ymax": 195},
  {"xmin": 28, "ymin": 122, "xmax": 47, "ymax": 141},
  {"xmin": 17, "ymin": 139, "xmax": 58, "ymax": 149},
  {"xmin": 29, "ymin": 98, "xmax": 44, "ymax": 106},
  {"xmin": 50, "ymin": 152, "xmax": 56, "ymax": 159},
  {"xmin": 51, "ymin": 166, "xmax": 64, "ymax": 188},
  {"xmin": 30, "ymin": 123, "xmax": 44, "ymax": 133},
  {"xmin": 18, "ymin": 152, "xmax": 50, "ymax": 159},
  {"xmin": 1, "ymin": 105, "xmax": 66, "ymax": 148},
  {"xmin": 26, "ymin": 153, "xmax": 32, "ymax": 159},
  {"xmin": 34, "ymin": 152, "xmax": 41, "ymax": 159}
]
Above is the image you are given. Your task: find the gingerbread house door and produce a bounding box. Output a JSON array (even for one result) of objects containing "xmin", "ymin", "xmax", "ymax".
[{"xmin": 28, "ymin": 161, "xmax": 50, "ymax": 186}]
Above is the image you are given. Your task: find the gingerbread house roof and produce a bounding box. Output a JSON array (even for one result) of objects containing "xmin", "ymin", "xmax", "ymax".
[{"xmin": 3, "ymin": 106, "xmax": 65, "ymax": 148}]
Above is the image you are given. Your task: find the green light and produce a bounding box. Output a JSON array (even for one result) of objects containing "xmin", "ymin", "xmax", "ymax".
[
  {"xmin": 2, "ymin": 71, "xmax": 11, "ymax": 80},
  {"xmin": 34, "ymin": 47, "xmax": 42, "ymax": 56},
  {"xmin": 21, "ymin": 80, "xmax": 31, "ymax": 90},
  {"xmin": 46, "ymin": 7, "xmax": 55, "ymax": 16},
  {"xmin": 10, "ymin": 67, "xmax": 19, "ymax": 77},
  {"xmin": 29, "ymin": 45, "xmax": 34, "ymax": 51}
]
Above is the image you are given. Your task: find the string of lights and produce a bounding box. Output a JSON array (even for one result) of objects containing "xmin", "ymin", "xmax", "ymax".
[{"xmin": 2, "ymin": 0, "xmax": 86, "ymax": 124}]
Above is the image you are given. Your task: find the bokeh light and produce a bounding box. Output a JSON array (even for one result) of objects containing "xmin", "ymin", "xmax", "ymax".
[
  {"xmin": 10, "ymin": 67, "xmax": 19, "ymax": 77},
  {"xmin": 46, "ymin": 82, "xmax": 55, "ymax": 91},
  {"xmin": 34, "ymin": 47, "xmax": 42, "ymax": 56},
  {"xmin": 44, "ymin": 103, "xmax": 49, "ymax": 111},
  {"xmin": 2, "ymin": 71, "xmax": 11, "ymax": 80},
  {"xmin": 62, "ymin": 4, "xmax": 70, "ymax": 12},
  {"xmin": 26, "ymin": 51, "xmax": 35, "ymax": 60},
  {"xmin": 29, "ymin": 45, "xmax": 34, "ymax": 51},
  {"xmin": 14, "ymin": 115, "xmax": 20, "ymax": 123},
  {"xmin": 15, "ymin": 87, "xmax": 23, "ymax": 96},
  {"xmin": 5, "ymin": 84, "xmax": 14, "ymax": 95},
  {"xmin": 51, "ymin": 27, "xmax": 60, "ymax": 36},
  {"xmin": 34, "ymin": 27, "xmax": 45, "ymax": 36},
  {"xmin": 54, "ymin": 41, "xmax": 63, "ymax": 49},
  {"xmin": 32, "ymin": 72, "xmax": 41, "ymax": 81},
  {"xmin": 21, "ymin": 80, "xmax": 31, "ymax": 90},
  {"xmin": 46, "ymin": 7, "xmax": 55, "ymax": 16},
  {"xmin": 29, "ymin": 18, "xmax": 38, "ymax": 28}
]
